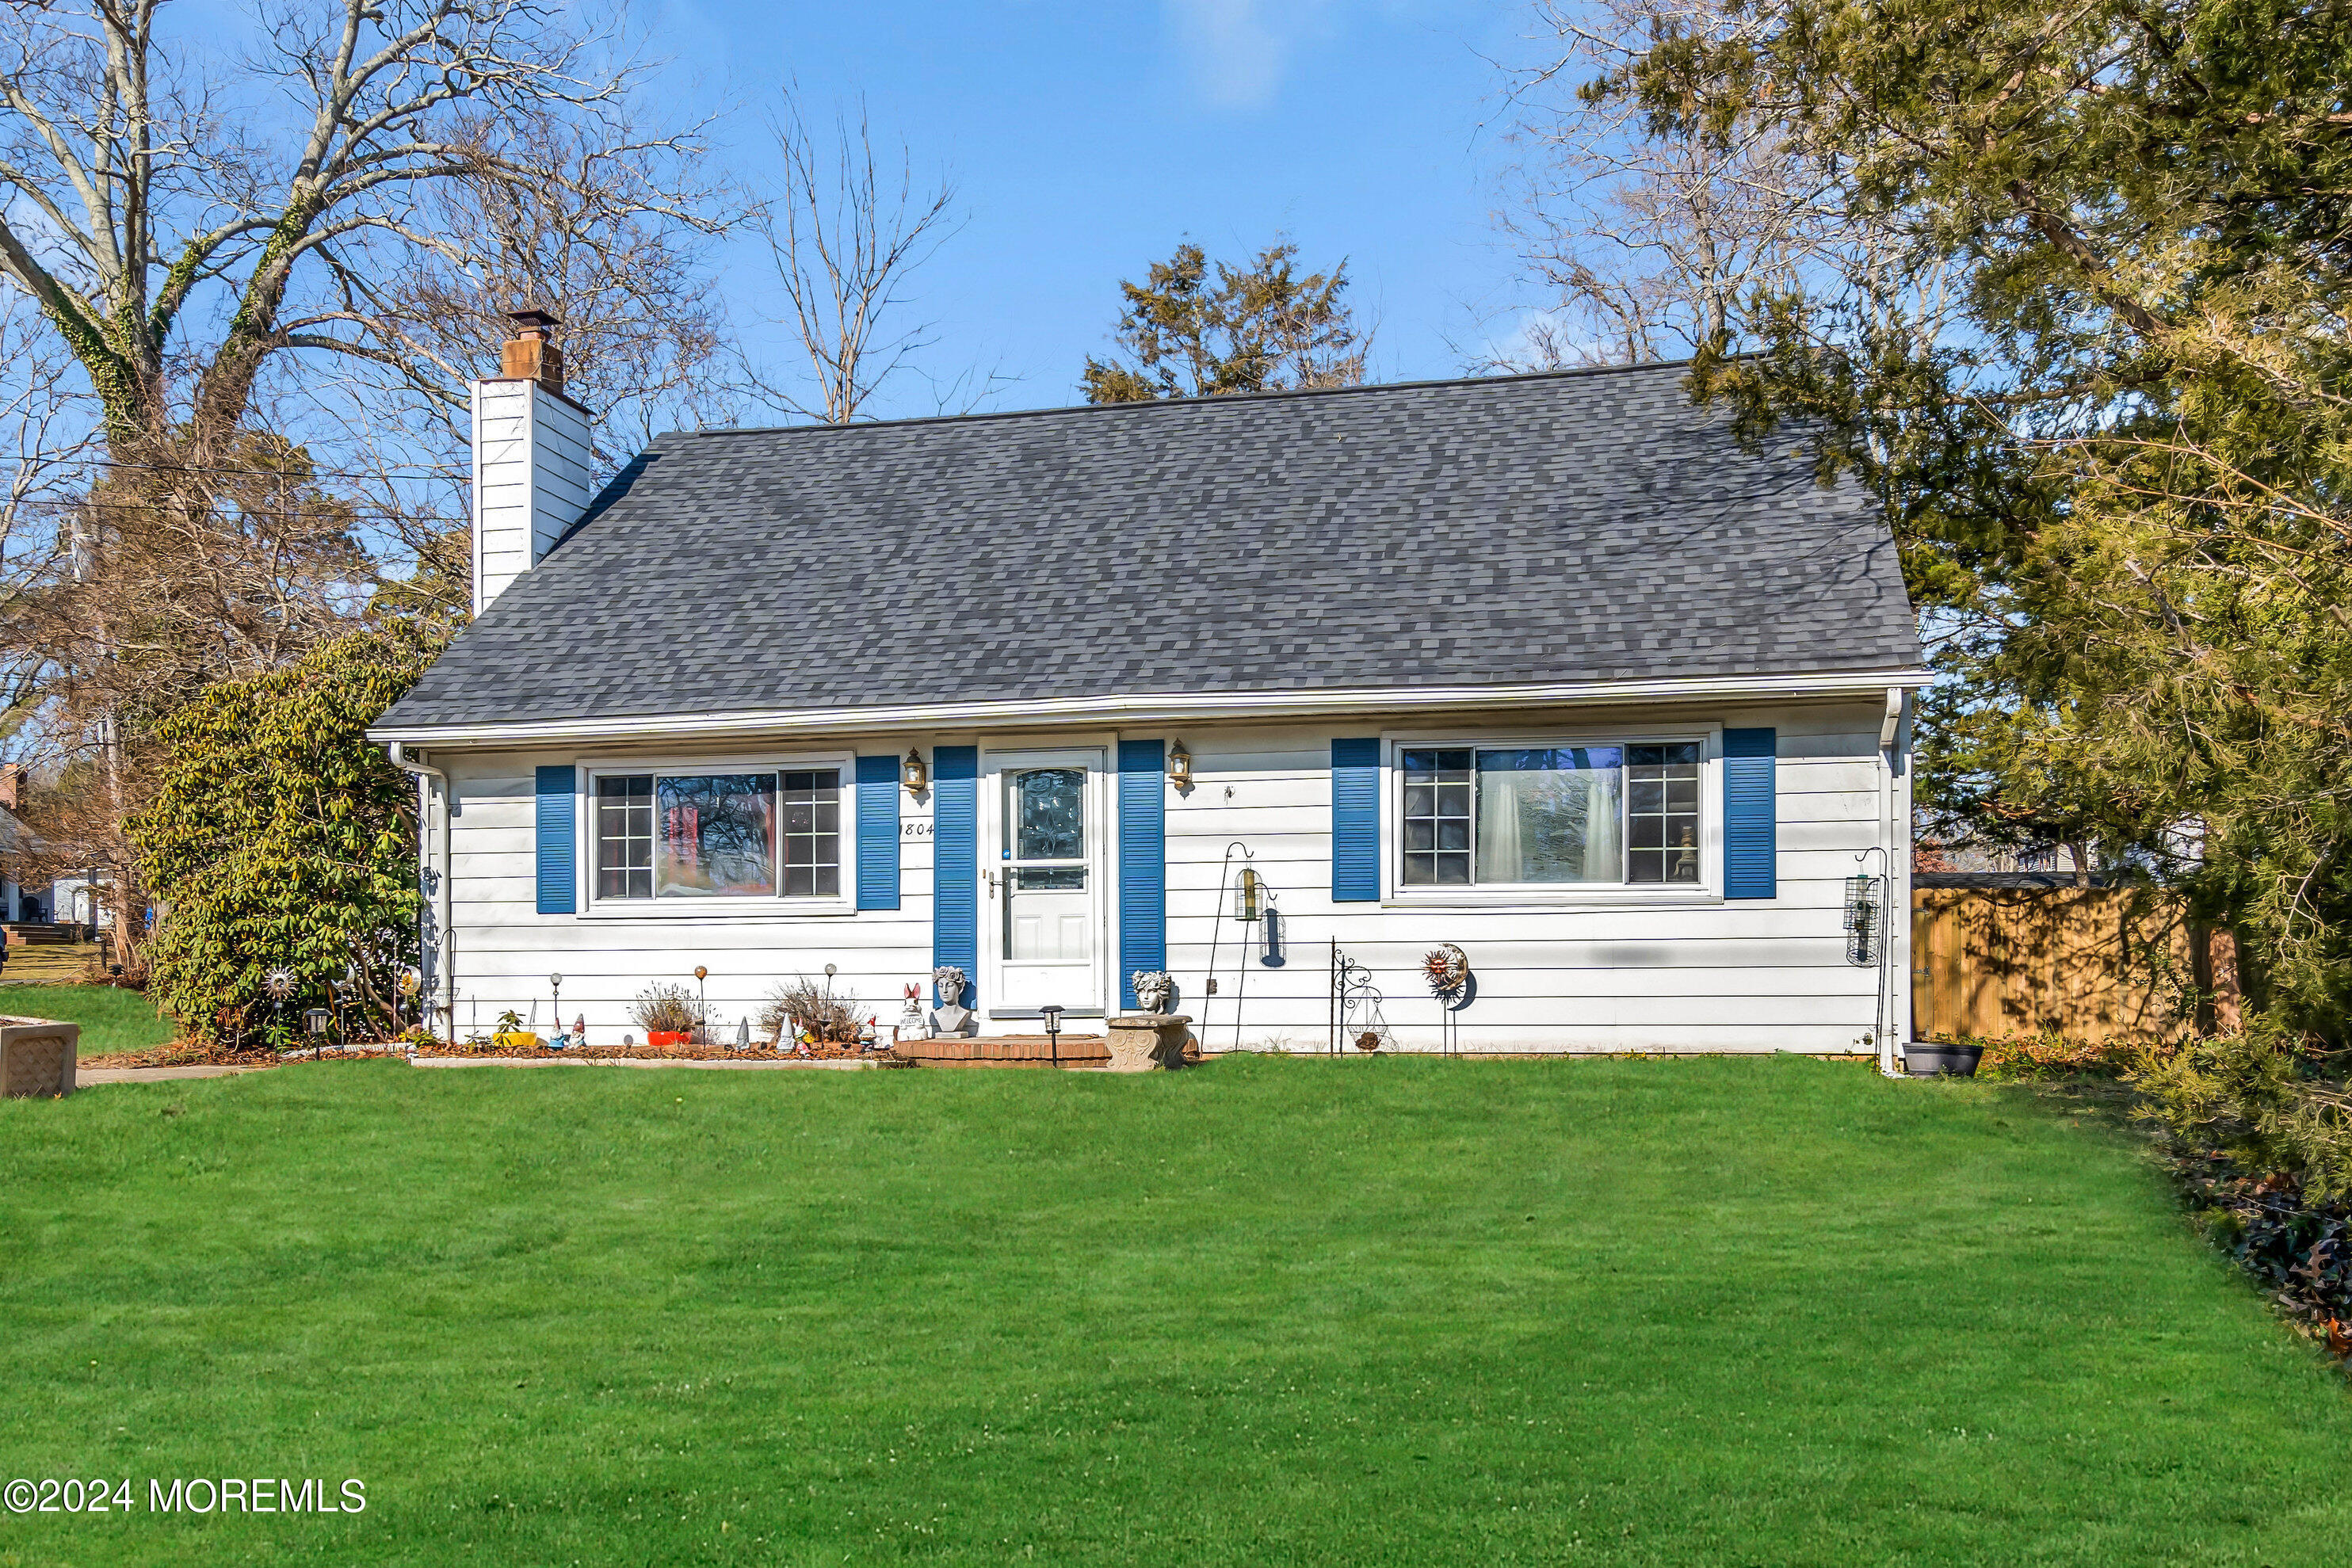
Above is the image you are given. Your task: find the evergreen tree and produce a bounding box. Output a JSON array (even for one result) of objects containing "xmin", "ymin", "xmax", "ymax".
[
  {"xmin": 1082, "ymin": 242, "xmax": 1366, "ymax": 402},
  {"xmin": 1590, "ymin": 0, "xmax": 2352, "ymax": 1035}
]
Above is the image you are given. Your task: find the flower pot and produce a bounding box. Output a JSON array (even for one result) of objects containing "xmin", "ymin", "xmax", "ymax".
[
  {"xmin": 1905, "ymin": 1043, "xmax": 1984, "ymax": 1078},
  {"xmin": 491, "ymin": 1031, "xmax": 541, "ymax": 1051},
  {"xmin": 647, "ymin": 1029, "xmax": 693, "ymax": 1049}
]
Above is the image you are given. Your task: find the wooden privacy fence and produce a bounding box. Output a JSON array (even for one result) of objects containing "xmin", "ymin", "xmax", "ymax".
[{"xmin": 1911, "ymin": 886, "xmax": 2240, "ymax": 1045}]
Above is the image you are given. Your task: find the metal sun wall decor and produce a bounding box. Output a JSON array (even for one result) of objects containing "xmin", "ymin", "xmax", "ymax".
[{"xmin": 1422, "ymin": 944, "xmax": 1472, "ymax": 1056}]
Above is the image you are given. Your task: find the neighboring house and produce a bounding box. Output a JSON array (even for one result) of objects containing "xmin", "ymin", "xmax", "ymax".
[
  {"xmin": 1, "ymin": 765, "xmax": 50, "ymax": 925},
  {"xmin": 368, "ymin": 316, "xmax": 1928, "ymax": 1054},
  {"xmin": 48, "ymin": 873, "xmax": 115, "ymax": 931}
]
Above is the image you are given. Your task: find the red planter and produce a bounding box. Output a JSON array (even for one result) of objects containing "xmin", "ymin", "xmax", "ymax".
[{"xmin": 647, "ymin": 1030, "xmax": 693, "ymax": 1048}]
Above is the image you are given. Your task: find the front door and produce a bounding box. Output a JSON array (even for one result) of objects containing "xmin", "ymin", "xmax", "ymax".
[{"xmin": 983, "ymin": 748, "xmax": 1107, "ymax": 1016}]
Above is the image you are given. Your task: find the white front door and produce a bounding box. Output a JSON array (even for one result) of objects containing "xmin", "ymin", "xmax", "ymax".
[{"xmin": 983, "ymin": 748, "xmax": 1108, "ymax": 1016}]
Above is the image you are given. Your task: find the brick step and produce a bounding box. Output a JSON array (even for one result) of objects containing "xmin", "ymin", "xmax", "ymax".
[
  {"xmin": 894, "ymin": 1033, "xmax": 1111, "ymax": 1066},
  {"xmin": 3, "ymin": 924, "xmax": 83, "ymax": 946}
]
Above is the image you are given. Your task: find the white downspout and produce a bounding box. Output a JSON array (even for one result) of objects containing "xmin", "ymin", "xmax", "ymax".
[
  {"xmin": 1877, "ymin": 688, "xmax": 1906, "ymax": 1078},
  {"xmin": 388, "ymin": 743, "xmax": 453, "ymax": 1049}
]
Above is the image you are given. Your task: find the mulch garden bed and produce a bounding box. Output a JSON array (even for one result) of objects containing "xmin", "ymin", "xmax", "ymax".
[
  {"xmin": 82, "ymin": 1040, "xmax": 897, "ymax": 1070},
  {"xmin": 80, "ymin": 1043, "xmax": 290, "ymax": 1071},
  {"xmin": 408, "ymin": 1039, "xmax": 890, "ymax": 1063}
]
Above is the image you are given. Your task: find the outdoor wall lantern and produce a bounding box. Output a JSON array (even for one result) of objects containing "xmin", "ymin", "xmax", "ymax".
[
  {"xmin": 1236, "ymin": 867, "xmax": 1262, "ymax": 923},
  {"xmin": 1166, "ymin": 741, "xmax": 1193, "ymax": 790},
  {"xmin": 902, "ymin": 746, "xmax": 929, "ymax": 793}
]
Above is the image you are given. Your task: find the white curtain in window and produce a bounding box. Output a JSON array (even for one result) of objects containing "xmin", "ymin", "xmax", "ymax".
[{"xmin": 1476, "ymin": 750, "xmax": 1621, "ymax": 883}]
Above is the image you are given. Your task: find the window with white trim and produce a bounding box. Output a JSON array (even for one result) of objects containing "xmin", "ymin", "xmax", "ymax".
[
  {"xmin": 1399, "ymin": 742, "xmax": 1701, "ymax": 887},
  {"xmin": 592, "ymin": 768, "xmax": 840, "ymax": 901}
]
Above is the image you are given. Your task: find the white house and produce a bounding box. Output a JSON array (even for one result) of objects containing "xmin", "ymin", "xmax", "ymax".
[
  {"xmin": 368, "ymin": 316, "xmax": 1926, "ymax": 1059},
  {"xmin": 2, "ymin": 765, "xmax": 50, "ymax": 925}
]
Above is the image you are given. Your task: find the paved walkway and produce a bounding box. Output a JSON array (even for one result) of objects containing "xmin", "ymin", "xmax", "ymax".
[
  {"xmin": 1, "ymin": 940, "xmax": 103, "ymax": 985},
  {"xmin": 74, "ymin": 1064, "xmax": 271, "ymax": 1085}
]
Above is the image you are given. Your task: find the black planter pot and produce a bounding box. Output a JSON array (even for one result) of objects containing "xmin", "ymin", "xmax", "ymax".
[{"xmin": 1905, "ymin": 1043, "xmax": 1984, "ymax": 1078}]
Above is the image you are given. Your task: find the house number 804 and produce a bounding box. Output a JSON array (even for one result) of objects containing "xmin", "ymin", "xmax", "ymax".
[{"xmin": 903, "ymin": 822, "xmax": 931, "ymax": 837}]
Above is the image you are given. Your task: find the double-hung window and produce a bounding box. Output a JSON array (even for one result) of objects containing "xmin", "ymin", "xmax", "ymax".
[
  {"xmin": 1398, "ymin": 741, "xmax": 1703, "ymax": 890},
  {"xmin": 591, "ymin": 765, "xmax": 842, "ymax": 904}
]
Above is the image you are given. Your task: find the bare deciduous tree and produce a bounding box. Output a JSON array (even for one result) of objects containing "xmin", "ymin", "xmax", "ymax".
[
  {"xmin": 1490, "ymin": 0, "xmax": 1954, "ymax": 372},
  {"xmin": 745, "ymin": 101, "xmax": 965, "ymax": 424},
  {"xmin": 0, "ymin": 1, "xmax": 737, "ymax": 964}
]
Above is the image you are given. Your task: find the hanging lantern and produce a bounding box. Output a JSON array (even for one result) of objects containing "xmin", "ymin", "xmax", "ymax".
[{"xmin": 1236, "ymin": 867, "xmax": 1262, "ymax": 922}]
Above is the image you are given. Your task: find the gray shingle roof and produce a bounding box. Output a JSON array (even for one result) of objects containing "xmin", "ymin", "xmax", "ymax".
[{"xmin": 379, "ymin": 362, "xmax": 1921, "ymax": 730}]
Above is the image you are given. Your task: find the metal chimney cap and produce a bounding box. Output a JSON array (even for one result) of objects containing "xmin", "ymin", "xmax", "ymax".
[{"xmin": 506, "ymin": 308, "xmax": 561, "ymax": 333}]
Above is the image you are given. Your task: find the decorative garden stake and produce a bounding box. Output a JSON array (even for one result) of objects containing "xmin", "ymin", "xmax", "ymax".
[
  {"xmin": 694, "ymin": 966, "xmax": 709, "ymax": 1044},
  {"xmin": 1423, "ymin": 945, "xmax": 1471, "ymax": 1056}
]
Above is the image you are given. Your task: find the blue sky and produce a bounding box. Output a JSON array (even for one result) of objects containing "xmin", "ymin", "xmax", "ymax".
[{"xmin": 661, "ymin": 1, "xmax": 1541, "ymax": 418}]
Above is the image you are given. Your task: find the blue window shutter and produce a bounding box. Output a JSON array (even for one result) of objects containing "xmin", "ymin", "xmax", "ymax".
[
  {"xmin": 1331, "ymin": 738, "xmax": 1380, "ymax": 902},
  {"xmin": 932, "ymin": 746, "xmax": 979, "ymax": 1007},
  {"xmin": 1723, "ymin": 727, "xmax": 1777, "ymax": 899},
  {"xmin": 534, "ymin": 765, "xmax": 575, "ymax": 914},
  {"xmin": 855, "ymin": 754, "xmax": 901, "ymax": 910},
  {"xmin": 1117, "ymin": 740, "xmax": 1167, "ymax": 1009}
]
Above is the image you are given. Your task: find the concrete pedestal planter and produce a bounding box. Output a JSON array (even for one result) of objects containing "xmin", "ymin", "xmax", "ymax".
[
  {"xmin": 1905, "ymin": 1042, "xmax": 1984, "ymax": 1078},
  {"xmin": 1, "ymin": 1015, "xmax": 78, "ymax": 1097},
  {"xmin": 1105, "ymin": 1013, "xmax": 1192, "ymax": 1073}
]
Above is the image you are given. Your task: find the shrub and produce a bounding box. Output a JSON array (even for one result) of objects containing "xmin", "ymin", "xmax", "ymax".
[
  {"xmin": 129, "ymin": 626, "xmax": 441, "ymax": 1043},
  {"xmin": 630, "ymin": 984, "xmax": 700, "ymax": 1036},
  {"xmin": 1976, "ymin": 1033, "xmax": 2141, "ymax": 1082},
  {"xmin": 762, "ymin": 977, "xmax": 861, "ymax": 1044},
  {"xmin": 2128, "ymin": 1028, "xmax": 2352, "ymax": 1200}
]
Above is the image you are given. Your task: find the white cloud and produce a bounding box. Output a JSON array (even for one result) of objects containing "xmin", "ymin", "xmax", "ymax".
[{"xmin": 1163, "ymin": 0, "xmax": 1342, "ymax": 111}]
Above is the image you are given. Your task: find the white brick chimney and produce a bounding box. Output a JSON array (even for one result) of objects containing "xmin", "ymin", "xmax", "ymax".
[{"xmin": 472, "ymin": 310, "xmax": 594, "ymax": 616}]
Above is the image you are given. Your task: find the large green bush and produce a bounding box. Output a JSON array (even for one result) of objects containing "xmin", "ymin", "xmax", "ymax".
[
  {"xmin": 2129, "ymin": 1030, "xmax": 2352, "ymax": 1201},
  {"xmin": 130, "ymin": 626, "xmax": 438, "ymax": 1044}
]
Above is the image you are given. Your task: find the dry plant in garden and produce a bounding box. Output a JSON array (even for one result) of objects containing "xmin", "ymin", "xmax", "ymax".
[
  {"xmin": 761, "ymin": 978, "xmax": 863, "ymax": 1045},
  {"xmin": 629, "ymin": 984, "xmax": 701, "ymax": 1037}
]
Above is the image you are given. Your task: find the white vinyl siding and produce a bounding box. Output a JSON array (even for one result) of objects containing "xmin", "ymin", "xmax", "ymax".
[{"xmin": 433, "ymin": 696, "xmax": 1905, "ymax": 1052}]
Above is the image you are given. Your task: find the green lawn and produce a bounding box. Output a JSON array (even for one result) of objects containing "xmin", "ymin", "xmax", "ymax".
[
  {"xmin": 0, "ymin": 982, "xmax": 175, "ymax": 1056},
  {"xmin": 2, "ymin": 1055, "xmax": 2347, "ymax": 1566}
]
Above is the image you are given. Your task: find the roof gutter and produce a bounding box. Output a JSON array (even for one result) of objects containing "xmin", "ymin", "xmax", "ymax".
[{"xmin": 368, "ymin": 666, "xmax": 1936, "ymax": 750}]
